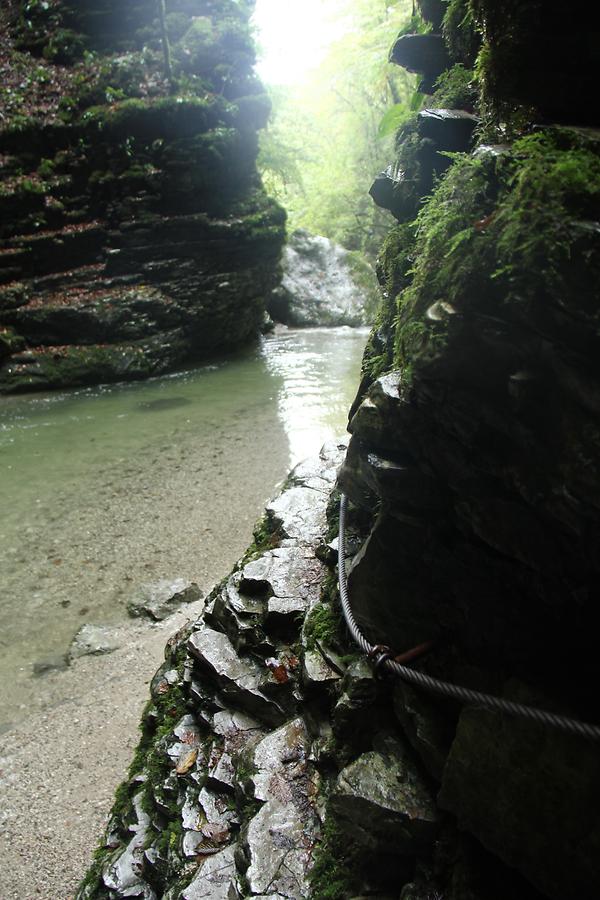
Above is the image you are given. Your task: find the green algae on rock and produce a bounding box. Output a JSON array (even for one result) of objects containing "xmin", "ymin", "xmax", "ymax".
[{"xmin": 0, "ymin": 0, "xmax": 285, "ymax": 393}]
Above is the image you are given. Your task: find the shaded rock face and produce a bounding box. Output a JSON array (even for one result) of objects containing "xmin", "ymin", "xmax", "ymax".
[
  {"xmin": 267, "ymin": 230, "xmax": 368, "ymax": 328},
  {"xmin": 0, "ymin": 0, "xmax": 285, "ymax": 393},
  {"xmin": 337, "ymin": 0, "xmax": 600, "ymax": 898}
]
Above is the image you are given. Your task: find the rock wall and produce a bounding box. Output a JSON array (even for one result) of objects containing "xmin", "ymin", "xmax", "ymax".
[
  {"xmin": 77, "ymin": 2, "xmax": 600, "ymax": 899},
  {"xmin": 0, "ymin": 0, "xmax": 285, "ymax": 393},
  {"xmin": 339, "ymin": 0, "xmax": 600, "ymax": 897}
]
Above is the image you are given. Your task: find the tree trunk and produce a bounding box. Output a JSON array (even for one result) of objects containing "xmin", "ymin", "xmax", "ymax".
[{"xmin": 157, "ymin": 0, "xmax": 173, "ymax": 89}]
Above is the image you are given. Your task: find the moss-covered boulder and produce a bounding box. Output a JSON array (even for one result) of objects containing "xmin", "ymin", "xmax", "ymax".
[{"xmin": 0, "ymin": 0, "xmax": 285, "ymax": 393}]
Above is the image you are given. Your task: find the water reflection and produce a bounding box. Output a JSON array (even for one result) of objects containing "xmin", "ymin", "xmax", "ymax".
[
  {"xmin": 0, "ymin": 327, "xmax": 366, "ymax": 727},
  {"xmin": 263, "ymin": 326, "xmax": 368, "ymax": 464}
]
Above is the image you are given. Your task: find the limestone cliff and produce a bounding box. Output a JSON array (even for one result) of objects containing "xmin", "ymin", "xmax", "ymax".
[
  {"xmin": 0, "ymin": 0, "xmax": 285, "ymax": 393},
  {"xmin": 77, "ymin": 2, "xmax": 600, "ymax": 899}
]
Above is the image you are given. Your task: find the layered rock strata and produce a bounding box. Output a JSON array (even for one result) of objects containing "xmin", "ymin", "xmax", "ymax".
[{"xmin": 0, "ymin": 0, "xmax": 285, "ymax": 393}]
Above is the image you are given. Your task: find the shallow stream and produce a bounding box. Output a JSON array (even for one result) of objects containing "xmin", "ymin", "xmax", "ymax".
[{"xmin": 0, "ymin": 326, "xmax": 367, "ymax": 729}]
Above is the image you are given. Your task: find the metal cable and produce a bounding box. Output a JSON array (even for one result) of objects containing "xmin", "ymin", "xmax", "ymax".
[{"xmin": 338, "ymin": 493, "xmax": 600, "ymax": 741}]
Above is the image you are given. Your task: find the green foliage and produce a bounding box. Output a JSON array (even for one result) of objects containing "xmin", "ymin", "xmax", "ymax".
[
  {"xmin": 345, "ymin": 250, "xmax": 380, "ymax": 321},
  {"xmin": 258, "ymin": 0, "xmax": 417, "ymax": 257},
  {"xmin": 382, "ymin": 128, "xmax": 600, "ymax": 381},
  {"xmin": 304, "ymin": 576, "xmax": 348, "ymax": 652},
  {"xmin": 377, "ymin": 101, "xmax": 412, "ymax": 138},
  {"xmin": 442, "ymin": 0, "xmax": 481, "ymax": 67},
  {"xmin": 42, "ymin": 27, "xmax": 84, "ymax": 64}
]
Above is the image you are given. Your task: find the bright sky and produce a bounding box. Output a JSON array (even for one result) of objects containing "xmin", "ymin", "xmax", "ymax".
[{"xmin": 252, "ymin": 0, "xmax": 347, "ymax": 86}]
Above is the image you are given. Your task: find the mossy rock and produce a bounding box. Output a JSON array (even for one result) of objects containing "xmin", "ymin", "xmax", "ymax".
[{"xmin": 389, "ymin": 129, "xmax": 600, "ymax": 379}]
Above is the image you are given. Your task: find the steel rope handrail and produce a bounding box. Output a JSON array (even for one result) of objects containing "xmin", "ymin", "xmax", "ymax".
[{"xmin": 338, "ymin": 493, "xmax": 600, "ymax": 741}]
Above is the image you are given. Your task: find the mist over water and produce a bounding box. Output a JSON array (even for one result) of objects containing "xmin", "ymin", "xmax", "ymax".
[{"xmin": 0, "ymin": 326, "xmax": 366, "ymax": 728}]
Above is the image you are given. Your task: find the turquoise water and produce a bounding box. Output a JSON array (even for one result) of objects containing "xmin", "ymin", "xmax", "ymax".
[{"xmin": 0, "ymin": 326, "xmax": 366, "ymax": 727}]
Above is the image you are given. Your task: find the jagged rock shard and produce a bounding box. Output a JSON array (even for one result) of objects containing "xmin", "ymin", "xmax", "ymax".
[
  {"xmin": 187, "ymin": 626, "xmax": 284, "ymax": 724},
  {"xmin": 266, "ymin": 442, "xmax": 344, "ymax": 546},
  {"xmin": 246, "ymin": 718, "xmax": 320, "ymax": 899},
  {"xmin": 127, "ymin": 578, "xmax": 203, "ymax": 621},
  {"xmin": 329, "ymin": 736, "xmax": 439, "ymax": 854},
  {"xmin": 181, "ymin": 843, "xmax": 238, "ymax": 900},
  {"xmin": 102, "ymin": 793, "xmax": 157, "ymax": 899},
  {"xmin": 303, "ymin": 648, "xmax": 342, "ymax": 686},
  {"xmin": 241, "ymin": 546, "xmax": 323, "ymax": 621}
]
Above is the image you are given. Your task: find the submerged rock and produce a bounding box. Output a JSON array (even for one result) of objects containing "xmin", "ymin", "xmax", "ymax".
[
  {"xmin": 267, "ymin": 230, "xmax": 369, "ymax": 327},
  {"xmin": 67, "ymin": 623, "xmax": 122, "ymax": 661},
  {"xmin": 32, "ymin": 654, "xmax": 70, "ymax": 676}
]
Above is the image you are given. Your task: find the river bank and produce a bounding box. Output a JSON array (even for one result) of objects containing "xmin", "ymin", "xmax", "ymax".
[
  {"xmin": 0, "ymin": 326, "xmax": 366, "ymax": 897},
  {"xmin": 0, "ymin": 604, "xmax": 205, "ymax": 900},
  {"xmin": 0, "ymin": 327, "xmax": 367, "ymax": 731}
]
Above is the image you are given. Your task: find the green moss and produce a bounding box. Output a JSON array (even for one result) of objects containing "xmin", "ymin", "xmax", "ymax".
[
  {"xmin": 75, "ymin": 843, "xmax": 112, "ymax": 897},
  {"xmin": 384, "ymin": 128, "xmax": 600, "ymax": 382},
  {"xmin": 431, "ymin": 64, "xmax": 478, "ymax": 112},
  {"xmin": 81, "ymin": 94, "xmax": 227, "ymax": 142},
  {"xmin": 443, "ymin": 0, "xmax": 481, "ymax": 67},
  {"xmin": 238, "ymin": 512, "xmax": 282, "ymax": 567},
  {"xmin": 304, "ymin": 578, "xmax": 346, "ymax": 652},
  {"xmin": 344, "ymin": 250, "xmax": 379, "ymax": 323},
  {"xmin": 309, "ymin": 817, "xmax": 362, "ymax": 900},
  {"xmin": 0, "ymin": 327, "xmax": 25, "ymax": 358},
  {"xmin": 360, "ymin": 223, "xmax": 417, "ymax": 384}
]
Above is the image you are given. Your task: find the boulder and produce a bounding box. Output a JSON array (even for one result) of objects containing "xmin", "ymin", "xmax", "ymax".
[{"xmin": 329, "ymin": 734, "xmax": 440, "ymax": 854}]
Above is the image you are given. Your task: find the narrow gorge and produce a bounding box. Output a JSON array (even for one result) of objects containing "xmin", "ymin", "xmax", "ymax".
[{"xmin": 1, "ymin": 1, "xmax": 599, "ymax": 900}]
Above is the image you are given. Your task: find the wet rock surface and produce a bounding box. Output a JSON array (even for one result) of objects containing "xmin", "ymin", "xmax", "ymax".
[
  {"xmin": 127, "ymin": 579, "xmax": 203, "ymax": 622},
  {"xmin": 330, "ymin": 735, "xmax": 439, "ymax": 854},
  {"xmin": 79, "ymin": 441, "xmax": 461, "ymax": 900},
  {"xmin": 267, "ymin": 230, "xmax": 368, "ymax": 328},
  {"xmin": 78, "ymin": 444, "xmax": 345, "ymax": 899}
]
